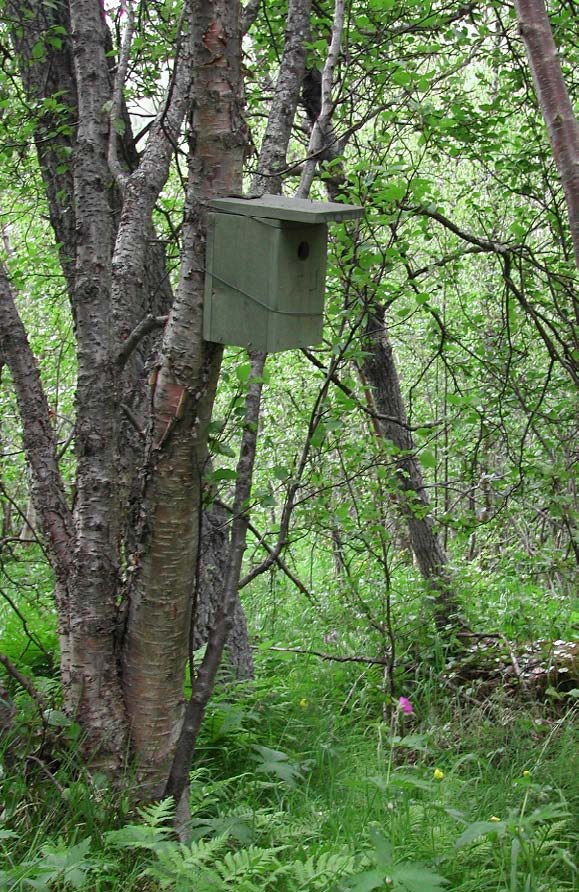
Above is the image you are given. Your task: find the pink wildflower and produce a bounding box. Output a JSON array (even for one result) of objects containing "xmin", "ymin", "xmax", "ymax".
[{"xmin": 398, "ymin": 696, "xmax": 413, "ymax": 715}]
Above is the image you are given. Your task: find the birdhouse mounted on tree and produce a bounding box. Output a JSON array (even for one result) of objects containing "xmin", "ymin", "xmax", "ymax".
[{"xmin": 203, "ymin": 193, "xmax": 363, "ymax": 353}]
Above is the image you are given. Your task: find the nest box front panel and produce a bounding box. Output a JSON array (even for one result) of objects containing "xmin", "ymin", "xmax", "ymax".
[
  {"xmin": 204, "ymin": 212, "xmax": 328, "ymax": 352},
  {"xmin": 275, "ymin": 222, "xmax": 327, "ymax": 316}
]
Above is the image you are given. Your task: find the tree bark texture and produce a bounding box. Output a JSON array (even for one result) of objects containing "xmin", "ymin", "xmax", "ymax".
[
  {"xmin": 165, "ymin": 353, "xmax": 266, "ymax": 804},
  {"xmin": 65, "ymin": 0, "xmax": 131, "ymax": 765},
  {"xmin": 0, "ymin": 265, "xmax": 74, "ymax": 683},
  {"xmin": 194, "ymin": 500, "xmax": 254, "ymax": 680},
  {"xmin": 8, "ymin": 0, "xmax": 252, "ymax": 685},
  {"xmin": 362, "ymin": 304, "xmax": 463, "ymax": 630},
  {"xmin": 514, "ymin": 0, "xmax": 579, "ymax": 269},
  {"xmin": 4, "ymin": 0, "xmax": 249, "ymax": 788},
  {"xmin": 251, "ymin": 0, "xmax": 312, "ymax": 194},
  {"xmin": 120, "ymin": 0, "xmax": 246, "ymax": 792}
]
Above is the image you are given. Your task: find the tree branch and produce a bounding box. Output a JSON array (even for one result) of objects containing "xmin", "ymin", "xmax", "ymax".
[
  {"xmin": 215, "ymin": 500, "xmax": 318, "ymax": 603},
  {"xmin": 0, "ymin": 652, "xmax": 45, "ymax": 710},
  {"xmin": 251, "ymin": 0, "xmax": 312, "ymax": 194},
  {"xmin": 242, "ymin": 0, "xmax": 262, "ymax": 34},
  {"xmin": 108, "ymin": 0, "xmax": 137, "ymax": 189},
  {"xmin": 405, "ymin": 204, "xmax": 511, "ymax": 254},
  {"xmin": 116, "ymin": 314, "xmax": 168, "ymax": 366},
  {"xmin": 297, "ymin": 0, "xmax": 345, "ymax": 197},
  {"xmin": 0, "ymin": 262, "xmax": 74, "ymax": 590},
  {"xmin": 268, "ymin": 645, "xmax": 389, "ymax": 666},
  {"xmin": 302, "ymin": 348, "xmax": 443, "ymax": 431}
]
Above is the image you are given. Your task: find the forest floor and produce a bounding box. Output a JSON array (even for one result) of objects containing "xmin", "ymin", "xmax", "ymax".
[
  {"xmin": 0, "ymin": 635, "xmax": 577, "ymax": 891},
  {"xmin": 0, "ymin": 559, "xmax": 577, "ymax": 890}
]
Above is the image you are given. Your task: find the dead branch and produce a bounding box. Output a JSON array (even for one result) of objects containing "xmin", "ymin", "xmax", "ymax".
[
  {"xmin": 0, "ymin": 652, "xmax": 44, "ymax": 710},
  {"xmin": 116, "ymin": 314, "xmax": 168, "ymax": 366},
  {"xmin": 268, "ymin": 645, "xmax": 389, "ymax": 666}
]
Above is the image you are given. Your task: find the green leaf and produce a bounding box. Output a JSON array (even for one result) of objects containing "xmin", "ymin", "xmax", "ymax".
[
  {"xmin": 378, "ymin": 183, "xmax": 407, "ymax": 202},
  {"xmin": 310, "ymin": 424, "xmax": 326, "ymax": 448},
  {"xmin": 389, "ymin": 772, "xmax": 434, "ymax": 792},
  {"xmin": 211, "ymin": 439, "xmax": 236, "ymax": 458},
  {"xmin": 455, "ymin": 820, "xmax": 506, "ymax": 848},
  {"xmin": 252, "ymin": 746, "xmax": 303, "ymax": 787},
  {"xmin": 392, "ymin": 68, "xmax": 413, "ymax": 86},
  {"xmin": 392, "ymin": 863, "xmax": 449, "ymax": 891},
  {"xmin": 212, "ymin": 468, "xmax": 238, "ymax": 481},
  {"xmin": 420, "ymin": 450, "xmax": 436, "ymax": 469},
  {"xmin": 43, "ymin": 709, "xmax": 72, "ymax": 728},
  {"xmin": 369, "ymin": 829, "xmax": 393, "ymax": 870},
  {"xmin": 31, "ymin": 40, "xmax": 45, "ymax": 59},
  {"xmin": 343, "ymin": 869, "xmax": 385, "ymax": 891},
  {"xmin": 0, "ymin": 830, "xmax": 18, "ymax": 840},
  {"xmin": 235, "ymin": 362, "xmax": 252, "ymax": 383}
]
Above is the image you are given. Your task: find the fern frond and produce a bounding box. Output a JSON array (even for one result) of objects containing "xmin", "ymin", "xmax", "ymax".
[
  {"xmin": 291, "ymin": 847, "xmax": 356, "ymax": 890},
  {"xmin": 137, "ymin": 796, "xmax": 176, "ymax": 827}
]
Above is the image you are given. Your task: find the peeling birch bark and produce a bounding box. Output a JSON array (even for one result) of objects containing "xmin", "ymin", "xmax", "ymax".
[{"xmin": 121, "ymin": 0, "xmax": 246, "ymax": 793}]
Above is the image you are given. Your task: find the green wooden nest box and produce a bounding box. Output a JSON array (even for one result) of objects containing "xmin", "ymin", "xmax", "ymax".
[{"xmin": 203, "ymin": 193, "xmax": 363, "ymax": 353}]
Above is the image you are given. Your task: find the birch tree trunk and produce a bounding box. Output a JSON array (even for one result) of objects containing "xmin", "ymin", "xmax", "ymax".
[
  {"xmin": 120, "ymin": 0, "xmax": 246, "ymax": 792},
  {"xmin": 362, "ymin": 304, "xmax": 463, "ymax": 632},
  {"xmin": 514, "ymin": 0, "xmax": 579, "ymax": 269},
  {"xmin": 3, "ymin": 0, "xmax": 248, "ymax": 790}
]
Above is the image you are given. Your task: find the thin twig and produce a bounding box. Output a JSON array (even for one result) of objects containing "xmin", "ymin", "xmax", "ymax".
[
  {"xmin": 499, "ymin": 632, "xmax": 526, "ymax": 688},
  {"xmin": 0, "ymin": 587, "xmax": 52, "ymax": 661},
  {"xmin": 215, "ymin": 501, "xmax": 318, "ymax": 603},
  {"xmin": 302, "ymin": 349, "xmax": 444, "ymax": 431},
  {"xmin": 27, "ymin": 755, "xmax": 66, "ymax": 795}
]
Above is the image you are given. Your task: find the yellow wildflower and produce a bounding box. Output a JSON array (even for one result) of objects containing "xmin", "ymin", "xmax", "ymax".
[
  {"xmin": 522, "ymin": 770, "xmax": 531, "ymax": 777},
  {"xmin": 433, "ymin": 768, "xmax": 444, "ymax": 780},
  {"xmin": 299, "ymin": 698, "xmax": 307, "ymax": 708},
  {"xmin": 490, "ymin": 816, "xmax": 501, "ymax": 822}
]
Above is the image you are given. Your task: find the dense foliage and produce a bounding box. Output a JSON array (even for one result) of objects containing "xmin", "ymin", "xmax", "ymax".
[{"xmin": 0, "ymin": 0, "xmax": 577, "ymax": 888}]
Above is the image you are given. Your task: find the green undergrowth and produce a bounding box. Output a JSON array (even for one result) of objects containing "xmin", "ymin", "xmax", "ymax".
[{"xmin": 0, "ymin": 643, "xmax": 577, "ymax": 891}]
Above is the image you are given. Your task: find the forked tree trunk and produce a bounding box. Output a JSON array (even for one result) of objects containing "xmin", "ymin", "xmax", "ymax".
[
  {"xmin": 6, "ymin": 0, "xmax": 253, "ymax": 762},
  {"xmin": 2, "ymin": 0, "xmax": 249, "ymax": 791}
]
